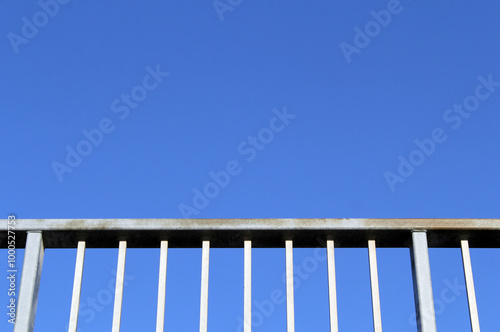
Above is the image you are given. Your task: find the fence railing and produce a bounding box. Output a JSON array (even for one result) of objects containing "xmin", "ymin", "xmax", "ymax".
[{"xmin": 2, "ymin": 218, "xmax": 499, "ymax": 332}]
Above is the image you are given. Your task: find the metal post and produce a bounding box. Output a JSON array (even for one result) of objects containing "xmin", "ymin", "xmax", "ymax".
[
  {"xmin": 410, "ymin": 231, "xmax": 437, "ymax": 332},
  {"xmin": 111, "ymin": 241, "xmax": 127, "ymax": 332},
  {"xmin": 14, "ymin": 231, "xmax": 44, "ymax": 332},
  {"xmin": 368, "ymin": 240, "xmax": 382, "ymax": 332},
  {"xmin": 327, "ymin": 240, "xmax": 338, "ymax": 332},
  {"xmin": 244, "ymin": 240, "xmax": 252, "ymax": 332},
  {"xmin": 285, "ymin": 240, "xmax": 295, "ymax": 332},
  {"xmin": 461, "ymin": 240, "xmax": 480, "ymax": 331},
  {"xmin": 156, "ymin": 241, "xmax": 168, "ymax": 332},
  {"xmin": 200, "ymin": 241, "xmax": 210, "ymax": 332},
  {"xmin": 68, "ymin": 241, "xmax": 86, "ymax": 332}
]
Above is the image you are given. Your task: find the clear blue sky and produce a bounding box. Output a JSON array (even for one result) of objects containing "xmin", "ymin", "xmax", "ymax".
[{"xmin": 1, "ymin": 0, "xmax": 499, "ymax": 331}]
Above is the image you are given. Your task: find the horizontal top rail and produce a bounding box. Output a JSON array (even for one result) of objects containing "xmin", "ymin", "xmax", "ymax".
[{"xmin": 2, "ymin": 219, "xmax": 500, "ymax": 248}]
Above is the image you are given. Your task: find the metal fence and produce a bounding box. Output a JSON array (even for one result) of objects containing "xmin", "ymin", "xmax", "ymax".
[{"xmin": 2, "ymin": 218, "xmax": 499, "ymax": 332}]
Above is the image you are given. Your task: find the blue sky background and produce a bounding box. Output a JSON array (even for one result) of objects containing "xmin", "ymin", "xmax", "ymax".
[{"xmin": 1, "ymin": 0, "xmax": 499, "ymax": 331}]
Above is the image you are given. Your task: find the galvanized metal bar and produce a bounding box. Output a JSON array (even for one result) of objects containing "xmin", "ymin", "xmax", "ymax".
[
  {"xmin": 244, "ymin": 240, "xmax": 252, "ymax": 332},
  {"xmin": 199, "ymin": 241, "xmax": 210, "ymax": 332},
  {"xmin": 461, "ymin": 240, "xmax": 481, "ymax": 331},
  {"xmin": 111, "ymin": 241, "xmax": 127, "ymax": 332},
  {"xmin": 68, "ymin": 241, "xmax": 86, "ymax": 332},
  {"xmin": 327, "ymin": 240, "xmax": 338, "ymax": 332},
  {"xmin": 9, "ymin": 218, "xmax": 500, "ymax": 232},
  {"xmin": 14, "ymin": 231, "xmax": 44, "ymax": 332},
  {"xmin": 410, "ymin": 231, "xmax": 437, "ymax": 332},
  {"xmin": 368, "ymin": 240, "xmax": 383, "ymax": 332},
  {"xmin": 156, "ymin": 241, "xmax": 168, "ymax": 332},
  {"xmin": 285, "ymin": 240, "xmax": 295, "ymax": 332},
  {"xmin": 4, "ymin": 219, "xmax": 500, "ymax": 249},
  {"xmin": 243, "ymin": 240, "xmax": 252, "ymax": 332}
]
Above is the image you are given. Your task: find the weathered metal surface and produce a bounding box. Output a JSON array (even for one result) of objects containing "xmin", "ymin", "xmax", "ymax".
[
  {"xmin": 461, "ymin": 240, "xmax": 481, "ymax": 332},
  {"xmin": 156, "ymin": 241, "xmax": 168, "ymax": 332},
  {"xmin": 111, "ymin": 241, "xmax": 127, "ymax": 332},
  {"xmin": 1, "ymin": 219, "xmax": 499, "ymax": 248},
  {"xmin": 327, "ymin": 240, "xmax": 338, "ymax": 332},
  {"xmin": 285, "ymin": 240, "xmax": 295, "ymax": 332},
  {"xmin": 410, "ymin": 232, "xmax": 437, "ymax": 332},
  {"xmin": 4, "ymin": 219, "xmax": 498, "ymax": 332},
  {"xmin": 68, "ymin": 241, "xmax": 86, "ymax": 332},
  {"xmin": 244, "ymin": 240, "xmax": 252, "ymax": 332},
  {"xmin": 368, "ymin": 240, "xmax": 383, "ymax": 332},
  {"xmin": 199, "ymin": 241, "xmax": 210, "ymax": 332},
  {"xmin": 14, "ymin": 231, "xmax": 44, "ymax": 332}
]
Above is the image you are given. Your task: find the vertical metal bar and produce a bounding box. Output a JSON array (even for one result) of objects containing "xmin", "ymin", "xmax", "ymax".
[
  {"xmin": 68, "ymin": 241, "xmax": 86, "ymax": 332},
  {"xmin": 156, "ymin": 241, "xmax": 168, "ymax": 332},
  {"xmin": 244, "ymin": 240, "xmax": 252, "ymax": 332},
  {"xmin": 14, "ymin": 231, "xmax": 44, "ymax": 332},
  {"xmin": 410, "ymin": 231, "xmax": 437, "ymax": 332},
  {"xmin": 368, "ymin": 240, "xmax": 383, "ymax": 332},
  {"xmin": 285, "ymin": 240, "xmax": 295, "ymax": 332},
  {"xmin": 461, "ymin": 240, "xmax": 481, "ymax": 331},
  {"xmin": 327, "ymin": 240, "xmax": 338, "ymax": 332},
  {"xmin": 199, "ymin": 240, "xmax": 210, "ymax": 332},
  {"xmin": 111, "ymin": 241, "xmax": 127, "ymax": 332}
]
